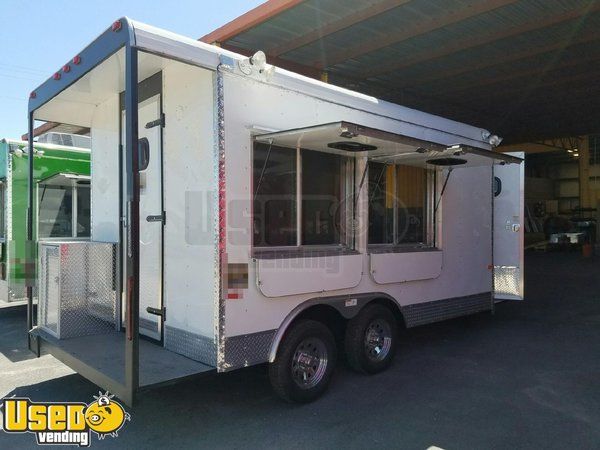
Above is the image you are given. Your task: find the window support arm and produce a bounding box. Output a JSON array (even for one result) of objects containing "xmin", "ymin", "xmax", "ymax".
[
  {"xmin": 253, "ymin": 139, "xmax": 274, "ymax": 201},
  {"xmin": 434, "ymin": 167, "xmax": 453, "ymax": 214},
  {"xmin": 353, "ymin": 161, "xmax": 368, "ymax": 212}
]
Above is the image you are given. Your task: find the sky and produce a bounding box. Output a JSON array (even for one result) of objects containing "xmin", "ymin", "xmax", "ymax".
[{"xmin": 0, "ymin": 0, "xmax": 263, "ymax": 138}]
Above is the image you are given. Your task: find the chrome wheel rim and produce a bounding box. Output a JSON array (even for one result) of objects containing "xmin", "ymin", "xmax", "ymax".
[
  {"xmin": 291, "ymin": 338, "xmax": 328, "ymax": 389},
  {"xmin": 364, "ymin": 319, "xmax": 392, "ymax": 362}
]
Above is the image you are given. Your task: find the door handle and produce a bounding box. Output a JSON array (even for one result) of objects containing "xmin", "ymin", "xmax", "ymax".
[
  {"xmin": 146, "ymin": 212, "xmax": 166, "ymax": 224},
  {"xmin": 146, "ymin": 306, "xmax": 166, "ymax": 319},
  {"xmin": 145, "ymin": 113, "xmax": 165, "ymax": 129}
]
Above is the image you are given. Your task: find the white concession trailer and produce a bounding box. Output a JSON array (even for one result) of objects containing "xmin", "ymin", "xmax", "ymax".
[{"xmin": 26, "ymin": 18, "xmax": 524, "ymax": 405}]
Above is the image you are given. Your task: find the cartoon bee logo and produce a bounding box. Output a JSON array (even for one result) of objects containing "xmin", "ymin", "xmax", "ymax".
[{"xmin": 84, "ymin": 392, "xmax": 130, "ymax": 439}]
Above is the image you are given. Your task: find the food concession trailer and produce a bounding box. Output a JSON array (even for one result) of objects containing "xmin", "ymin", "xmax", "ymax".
[
  {"xmin": 0, "ymin": 137, "xmax": 90, "ymax": 304},
  {"xmin": 26, "ymin": 18, "xmax": 524, "ymax": 405}
]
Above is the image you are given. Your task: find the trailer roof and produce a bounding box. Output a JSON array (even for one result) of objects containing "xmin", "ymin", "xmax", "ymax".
[
  {"xmin": 29, "ymin": 17, "xmax": 496, "ymax": 150},
  {"xmin": 200, "ymin": 0, "xmax": 600, "ymax": 143}
]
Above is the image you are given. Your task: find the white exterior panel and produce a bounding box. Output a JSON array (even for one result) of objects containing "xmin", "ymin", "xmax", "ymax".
[
  {"xmin": 90, "ymin": 94, "xmax": 120, "ymax": 243},
  {"xmin": 162, "ymin": 62, "xmax": 216, "ymax": 338},
  {"xmin": 370, "ymin": 251, "xmax": 443, "ymax": 284},
  {"xmin": 256, "ymin": 254, "xmax": 363, "ymax": 297}
]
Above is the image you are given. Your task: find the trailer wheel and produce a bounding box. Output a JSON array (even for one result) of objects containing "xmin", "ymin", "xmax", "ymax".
[
  {"xmin": 345, "ymin": 304, "xmax": 398, "ymax": 374},
  {"xmin": 269, "ymin": 319, "xmax": 337, "ymax": 403}
]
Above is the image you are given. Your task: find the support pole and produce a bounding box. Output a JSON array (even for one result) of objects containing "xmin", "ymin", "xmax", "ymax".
[
  {"xmin": 579, "ymin": 136, "xmax": 591, "ymax": 209},
  {"xmin": 124, "ymin": 43, "xmax": 140, "ymax": 405}
]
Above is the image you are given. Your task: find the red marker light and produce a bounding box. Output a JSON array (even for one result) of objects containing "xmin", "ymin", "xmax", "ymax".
[
  {"xmin": 111, "ymin": 20, "xmax": 122, "ymax": 32},
  {"xmin": 53, "ymin": 72, "xmax": 61, "ymax": 80},
  {"xmin": 29, "ymin": 91, "xmax": 36, "ymax": 99},
  {"xmin": 63, "ymin": 64, "xmax": 71, "ymax": 73},
  {"xmin": 72, "ymin": 55, "xmax": 81, "ymax": 65}
]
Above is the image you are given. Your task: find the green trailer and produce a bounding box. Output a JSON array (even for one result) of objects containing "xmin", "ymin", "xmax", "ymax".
[{"xmin": 0, "ymin": 137, "xmax": 90, "ymax": 303}]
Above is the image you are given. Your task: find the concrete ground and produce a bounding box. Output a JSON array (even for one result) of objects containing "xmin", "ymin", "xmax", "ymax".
[{"xmin": 1, "ymin": 252, "xmax": 599, "ymax": 449}]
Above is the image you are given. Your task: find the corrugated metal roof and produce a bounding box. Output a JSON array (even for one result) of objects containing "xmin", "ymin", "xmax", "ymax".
[{"xmin": 204, "ymin": 0, "xmax": 600, "ymax": 142}]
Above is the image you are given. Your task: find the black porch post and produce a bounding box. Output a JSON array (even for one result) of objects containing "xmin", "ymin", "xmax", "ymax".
[
  {"xmin": 124, "ymin": 42, "xmax": 140, "ymax": 405},
  {"xmin": 26, "ymin": 111, "xmax": 34, "ymax": 340}
]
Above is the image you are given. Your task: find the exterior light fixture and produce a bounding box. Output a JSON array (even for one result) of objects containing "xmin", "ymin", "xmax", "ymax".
[
  {"xmin": 250, "ymin": 51, "xmax": 267, "ymax": 71},
  {"xmin": 488, "ymin": 135, "xmax": 502, "ymax": 147}
]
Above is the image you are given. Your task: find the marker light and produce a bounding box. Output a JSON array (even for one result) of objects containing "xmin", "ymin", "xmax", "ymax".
[
  {"xmin": 29, "ymin": 91, "xmax": 36, "ymax": 99},
  {"xmin": 112, "ymin": 20, "xmax": 122, "ymax": 32},
  {"xmin": 63, "ymin": 64, "xmax": 71, "ymax": 73},
  {"xmin": 72, "ymin": 55, "xmax": 82, "ymax": 65},
  {"xmin": 53, "ymin": 72, "xmax": 61, "ymax": 80}
]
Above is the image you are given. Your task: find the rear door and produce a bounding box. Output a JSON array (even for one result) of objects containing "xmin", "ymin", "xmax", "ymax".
[
  {"xmin": 120, "ymin": 73, "xmax": 164, "ymax": 341},
  {"xmin": 493, "ymin": 152, "xmax": 524, "ymax": 300},
  {"xmin": 137, "ymin": 94, "xmax": 164, "ymax": 339}
]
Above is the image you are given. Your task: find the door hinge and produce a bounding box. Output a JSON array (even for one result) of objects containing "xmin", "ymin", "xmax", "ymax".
[
  {"xmin": 145, "ymin": 113, "xmax": 165, "ymax": 129},
  {"xmin": 146, "ymin": 306, "xmax": 166, "ymax": 320},
  {"xmin": 146, "ymin": 211, "xmax": 166, "ymax": 224}
]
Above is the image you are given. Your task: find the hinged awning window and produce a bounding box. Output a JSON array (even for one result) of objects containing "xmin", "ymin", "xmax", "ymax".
[{"xmin": 254, "ymin": 121, "xmax": 522, "ymax": 168}]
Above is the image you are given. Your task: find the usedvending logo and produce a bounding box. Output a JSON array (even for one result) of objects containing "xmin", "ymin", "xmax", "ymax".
[{"xmin": 2, "ymin": 392, "xmax": 130, "ymax": 446}]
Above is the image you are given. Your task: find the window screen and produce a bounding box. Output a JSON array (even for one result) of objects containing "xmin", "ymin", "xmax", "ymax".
[
  {"xmin": 302, "ymin": 149, "xmax": 343, "ymax": 245},
  {"xmin": 76, "ymin": 185, "xmax": 91, "ymax": 237},
  {"xmin": 39, "ymin": 186, "xmax": 73, "ymax": 238},
  {"xmin": 253, "ymin": 143, "xmax": 350, "ymax": 248},
  {"xmin": 396, "ymin": 164, "xmax": 427, "ymax": 244},
  {"xmin": 253, "ymin": 144, "xmax": 297, "ymax": 247},
  {"xmin": 368, "ymin": 162, "xmax": 432, "ymax": 247},
  {"xmin": 368, "ymin": 162, "xmax": 394, "ymax": 245}
]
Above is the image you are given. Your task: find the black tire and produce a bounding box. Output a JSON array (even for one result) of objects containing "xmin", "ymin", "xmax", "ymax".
[
  {"xmin": 269, "ymin": 319, "xmax": 337, "ymax": 403},
  {"xmin": 345, "ymin": 303, "xmax": 398, "ymax": 374}
]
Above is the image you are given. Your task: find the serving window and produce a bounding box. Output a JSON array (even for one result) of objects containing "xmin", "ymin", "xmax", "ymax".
[
  {"xmin": 253, "ymin": 143, "xmax": 352, "ymax": 249},
  {"xmin": 252, "ymin": 121, "xmax": 521, "ymax": 253},
  {"xmin": 38, "ymin": 176, "xmax": 91, "ymax": 239},
  {"xmin": 368, "ymin": 161, "xmax": 434, "ymax": 249}
]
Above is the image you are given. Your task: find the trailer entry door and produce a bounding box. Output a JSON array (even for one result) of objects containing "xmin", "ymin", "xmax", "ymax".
[
  {"xmin": 493, "ymin": 152, "xmax": 524, "ymax": 300},
  {"xmin": 119, "ymin": 92, "xmax": 164, "ymax": 342}
]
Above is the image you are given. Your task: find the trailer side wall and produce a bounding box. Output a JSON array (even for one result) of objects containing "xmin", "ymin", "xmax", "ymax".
[{"xmin": 221, "ymin": 73, "xmax": 493, "ymax": 345}]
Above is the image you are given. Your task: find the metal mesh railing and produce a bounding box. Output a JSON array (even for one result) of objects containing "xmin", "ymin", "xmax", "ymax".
[{"xmin": 38, "ymin": 242, "xmax": 117, "ymax": 339}]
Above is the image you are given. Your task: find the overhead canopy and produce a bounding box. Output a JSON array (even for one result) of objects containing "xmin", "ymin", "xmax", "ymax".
[
  {"xmin": 202, "ymin": 0, "xmax": 600, "ymax": 143},
  {"xmin": 254, "ymin": 121, "xmax": 522, "ymax": 168}
]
